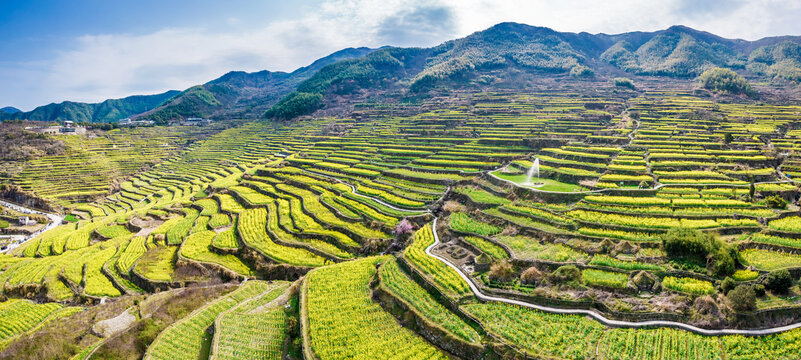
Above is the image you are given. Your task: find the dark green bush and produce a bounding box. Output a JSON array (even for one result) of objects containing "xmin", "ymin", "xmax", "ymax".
[
  {"xmin": 614, "ymin": 77, "xmax": 635, "ymax": 89},
  {"xmin": 724, "ymin": 133, "xmax": 733, "ymax": 144},
  {"xmin": 754, "ymin": 283, "xmax": 766, "ymax": 297},
  {"xmin": 721, "ymin": 277, "xmax": 736, "ymax": 294},
  {"xmin": 661, "ymin": 228, "xmax": 736, "ymax": 277},
  {"xmin": 698, "ymin": 67, "xmax": 753, "ymax": 95},
  {"xmin": 762, "ymin": 269, "xmax": 793, "ymax": 293},
  {"xmin": 569, "ymin": 65, "xmax": 595, "ymax": 78},
  {"xmin": 727, "ymin": 284, "xmax": 756, "ymax": 312},
  {"xmin": 551, "ymin": 265, "xmax": 581, "ymax": 283}
]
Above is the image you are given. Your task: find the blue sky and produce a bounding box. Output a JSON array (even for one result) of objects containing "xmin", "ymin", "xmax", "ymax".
[
  {"xmin": 2, "ymin": 0, "xmax": 800, "ymax": 110},
  {"xmin": 0, "ymin": 1, "xmax": 304, "ymax": 61}
]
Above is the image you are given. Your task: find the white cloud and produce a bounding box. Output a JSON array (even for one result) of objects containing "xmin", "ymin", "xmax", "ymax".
[{"xmin": 4, "ymin": 0, "xmax": 801, "ymax": 110}]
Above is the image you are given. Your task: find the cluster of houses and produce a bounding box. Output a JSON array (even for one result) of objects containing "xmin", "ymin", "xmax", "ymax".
[
  {"xmin": 18, "ymin": 216, "xmax": 36, "ymax": 226},
  {"xmin": 179, "ymin": 117, "xmax": 213, "ymax": 126},
  {"xmin": 119, "ymin": 116, "xmax": 212, "ymax": 127},
  {"xmin": 25, "ymin": 117, "xmax": 213, "ymax": 133},
  {"xmin": 118, "ymin": 118, "xmax": 154, "ymax": 127},
  {"xmin": 26, "ymin": 120, "xmax": 87, "ymax": 135}
]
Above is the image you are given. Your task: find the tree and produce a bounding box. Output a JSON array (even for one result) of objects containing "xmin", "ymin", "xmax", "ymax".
[
  {"xmin": 551, "ymin": 265, "xmax": 581, "ymax": 283},
  {"xmin": 762, "ymin": 269, "xmax": 793, "ymax": 293},
  {"xmin": 395, "ymin": 219, "xmax": 414, "ymax": 235},
  {"xmin": 614, "ymin": 77, "xmax": 636, "ymax": 90},
  {"xmin": 765, "ymin": 195, "xmax": 788, "ymax": 209},
  {"xmin": 724, "ymin": 133, "xmax": 734, "ymax": 144},
  {"xmin": 661, "ymin": 228, "xmax": 736, "ymax": 277},
  {"xmin": 721, "ymin": 277, "xmax": 736, "ymax": 294},
  {"xmin": 698, "ymin": 68, "xmax": 754, "ymax": 96},
  {"xmin": 727, "ymin": 285, "xmax": 756, "ymax": 312},
  {"xmin": 489, "ymin": 260, "xmax": 515, "ymax": 283},
  {"xmin": 520, "ymin": 267, "xmax": 543, "ymax": 286},
  {"xmin": 749, "ymin": 183, "xmax": 756, "ymax": 198},
  {"xmin": 569, "ymin": 65, "xmax": 595, "ymax": 78},
  {"xmin": 709, "ymin": 246, "xmax": 735, "ymax": 278},
  {"xmin": 754, "ymin": 284, "xmax": 766, "ymax": 297}
]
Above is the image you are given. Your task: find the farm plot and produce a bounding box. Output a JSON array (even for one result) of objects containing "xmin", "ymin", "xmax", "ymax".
[{"xmin": 304, "ymin": 257, "xmax": 448, "ymax": 359}]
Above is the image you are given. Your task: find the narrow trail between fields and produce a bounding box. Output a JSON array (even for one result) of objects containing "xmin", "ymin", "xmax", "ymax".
[{"xmin": 425, "ymin": 218, "xmax": 801, "ymax": 336}]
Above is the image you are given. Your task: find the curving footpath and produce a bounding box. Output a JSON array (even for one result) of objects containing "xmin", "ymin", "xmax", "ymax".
[
  {"xmin": 425, "ymin": 217, "xmax": 801, "ymax": 337},
  {"xmin": 0, "ymin": 199, "xmax": 64, "ymax": 253}
]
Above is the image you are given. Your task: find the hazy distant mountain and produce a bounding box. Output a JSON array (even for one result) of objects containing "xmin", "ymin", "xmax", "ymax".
[
  {"xmin": 0, "ymin": 91, "xmax": 180, "ymax": 123},
  {"xmin": 0, "ymin": 107, "xmax": 20, "ymax": 114}
]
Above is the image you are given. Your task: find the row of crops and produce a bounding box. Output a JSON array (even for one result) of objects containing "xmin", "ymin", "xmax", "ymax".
[
  {"xmin": 298, "ymin": 238, "xmax": 801, "ymax": 360},
  {"xmin": 3, "ymin": 89, "xmax": 801, "ymax": 358}
]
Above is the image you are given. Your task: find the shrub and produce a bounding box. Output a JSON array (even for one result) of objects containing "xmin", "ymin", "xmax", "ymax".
[
  {"xmin": 520, "ymin": 266, "xmax": 543, "ymax": 285},
  {"xmin": 569, "ymin": 65, "xmax": 595, "ymax": 78},
  {"xmin": 662, "ymin": 228, "xmax": 708, "ymax": 256},
  {"xmin": 489, "ymin": 260, "xmax": 515, "ymax": 283},
  {"xmin": 765, "ymin": 195, "xmax": 788, "ymax": 209},
  {"xmin": 727, "ymin": 285, "xmax": 756, "ymax": 312},
  {"xmin": 698, "ymin": 68, "xmax": 753, "ymax": 96},
  {"xmin": 721, "ymin": 277, "xmax": 736, "ymax": 294},
  {"xmin": 709, "ymin": 246, "xmax": 736, "ymax": 278},
  {"xmin": 724, "ymin": 133, "xmax": 734, "ymax": 144},
  {"xmin": 661, "ymin": 228, "xmax": 736, "ymax": 277},
  {"xmin": 754, "ymin": 283, "xmax": 766, "ymax": 297},
  {"xmin": 551, "ymin": 265, "xmax": 581, "ymax": 283},
  {"xmin": 614, "ymin": 77, "xmax": 635, "ymax": 89},
  {"xmin": 762, "ymin": 269, "xmax": 793, "ymax": 293},
  {"xmin": 395, "ymin": 219, "xmax": 414, "ymax": 235}
]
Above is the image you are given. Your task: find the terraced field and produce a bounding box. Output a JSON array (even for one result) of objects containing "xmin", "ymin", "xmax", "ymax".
[{"xmin": 2, "ymin": 90, "xmax": 801, "ymax": 359}]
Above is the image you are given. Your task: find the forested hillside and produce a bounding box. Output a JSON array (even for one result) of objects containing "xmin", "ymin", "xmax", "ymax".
[{"xmin": 0, "ymin": 91, "xmax": 179, "ymax": 123}]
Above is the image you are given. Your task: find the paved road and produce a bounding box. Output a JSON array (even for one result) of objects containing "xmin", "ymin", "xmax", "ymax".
[
  {"xmin": 425, "ymin": 217, "xmax": 801, "ymax": 336},
  {"xmin": 0, "ymin": 199, "xmax": 64, "ymax": 253}
]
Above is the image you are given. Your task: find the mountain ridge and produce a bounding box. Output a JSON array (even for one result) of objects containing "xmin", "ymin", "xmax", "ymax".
[
  {"xmin": 132, "ymin": 47, "xmax": 378, "ymax": 123},
  {"xmin": 0, "ymin": 90, "xmax": 180, "ymax": 123},
  {"xmin": 264, "ymin": 22, "xmax": 801, "ymax": 119},
  {"xmin": 7, "ymin": 23, "xmax": 801, "ymax": 123}
]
